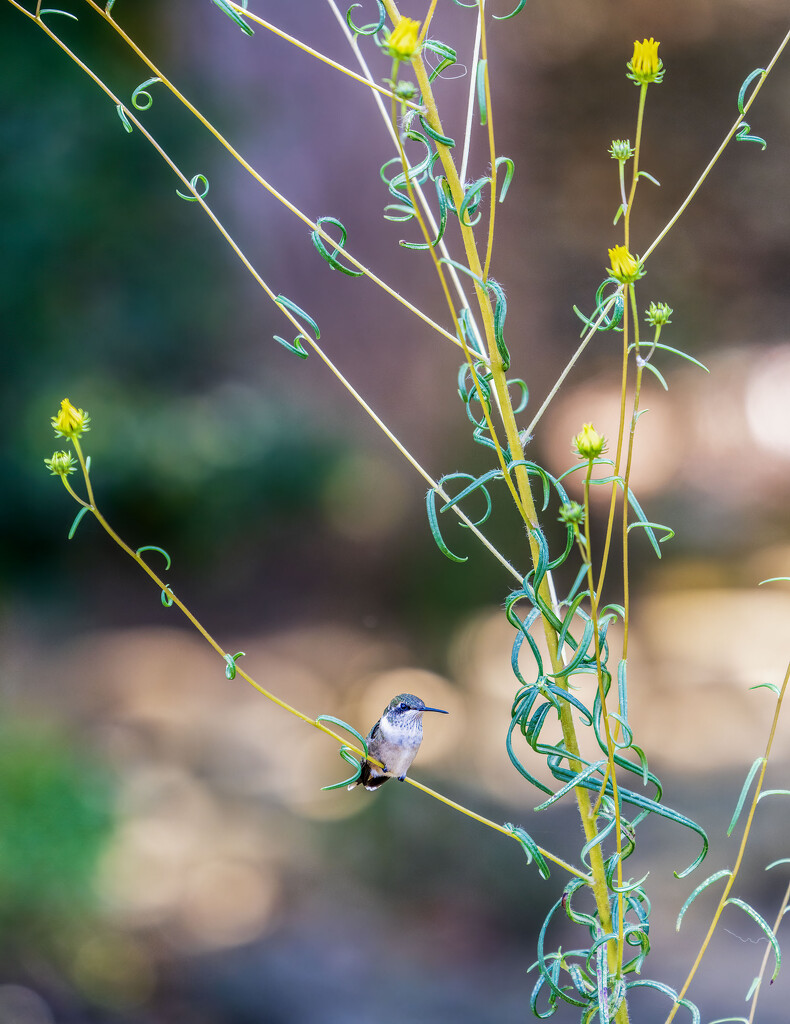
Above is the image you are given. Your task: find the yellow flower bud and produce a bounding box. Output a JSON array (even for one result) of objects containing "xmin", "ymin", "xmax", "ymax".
[
  {"xmin": 52, "ymin": 397, "xmax": 91, "ymax": 439},
  {"xmin": 607, "ymin": 245, "xmax": 642, "ymax": 284},
  {"xmin": 573, "ymin": 423, "xmax": 607, "ymax": 461},
  {"xmin": 386, "ymin": 17, "xmax": 421, "ymax": 61},
  {"xmin": 627, "ymin": 38, "xmax": 664, "ymax": 85}
]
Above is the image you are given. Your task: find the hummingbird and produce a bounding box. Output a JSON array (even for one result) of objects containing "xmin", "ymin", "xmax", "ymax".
[{"xmin": 351, "ymin": 692, "xmax": 449, "ymax": 791}]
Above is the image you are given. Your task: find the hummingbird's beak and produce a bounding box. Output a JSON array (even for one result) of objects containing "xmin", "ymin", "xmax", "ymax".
[{"xmin": 423, "ymin": 706, "xmax": 449, "ymax": 714}]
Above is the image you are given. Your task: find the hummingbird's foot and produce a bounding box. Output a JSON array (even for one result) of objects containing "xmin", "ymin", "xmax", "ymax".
[{"xmin": 397, "ymin": 774, "xmax": 407, "ymax": 782}]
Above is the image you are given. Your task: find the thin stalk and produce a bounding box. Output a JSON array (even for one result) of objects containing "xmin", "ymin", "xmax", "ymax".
[
  {"xmin": 381, "ymin": 5, "xmax": 629, "ymax": 1010},
  {"xmin": 747, "ymin": 877, "xmax": 790, "ymax": 1024},
  {"xmin": 477, "ymin": 1, "xmax": 498, "ymax": 282},
  {"xmin": 582, "ymin": 459, "xmax": 626, "ymax": 974}
]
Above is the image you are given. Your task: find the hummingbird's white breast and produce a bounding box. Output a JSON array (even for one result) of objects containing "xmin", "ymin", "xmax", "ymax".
[{"xmin": 372, "ymin": 710, "xmax": 423, "ymax": 777}]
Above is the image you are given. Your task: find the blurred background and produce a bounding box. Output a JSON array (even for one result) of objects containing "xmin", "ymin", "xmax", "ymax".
[{"xmin": 3, "ymin": 0, "xmax": 790, "ymax": 1020}]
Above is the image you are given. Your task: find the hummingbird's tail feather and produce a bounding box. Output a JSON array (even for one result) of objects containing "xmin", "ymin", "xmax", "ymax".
[{"xmin": 358, "ymin": 760, "xmax": 390, "ymax": 791}]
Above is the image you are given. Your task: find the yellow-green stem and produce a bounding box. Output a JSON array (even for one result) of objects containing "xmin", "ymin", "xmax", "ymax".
[
  {"xmin": 583, "ymin": 461, "xmax": 625, "ymax": 969},
  {"xmin": 380, "ymin": 4, "xmax": 629, "ymax": 1006}
]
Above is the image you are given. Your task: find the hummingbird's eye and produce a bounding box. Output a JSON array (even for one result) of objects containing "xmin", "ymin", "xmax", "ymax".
[{"xmin": 398, "ymin": 702, "xmax": 410, "ymax": 711}]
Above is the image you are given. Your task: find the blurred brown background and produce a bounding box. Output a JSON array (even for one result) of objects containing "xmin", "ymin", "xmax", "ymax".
[{"xmin": 3, "ymin": 0, "xmax": 790, "ymax": 1021}]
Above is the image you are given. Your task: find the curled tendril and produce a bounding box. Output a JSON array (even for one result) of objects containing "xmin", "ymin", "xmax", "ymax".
[
  {"xmin": 273, "ymin": 294, "xmax": 320, "ymax": 359},
  {"xmin": 456, "ymin": 308, "xmax": 486, "ymax": 361},
  {"xmin": 139, "ymin": 544, "xmax": 176, "ymax": 608},
  {"xmin": 459, "ymin": 160, "xmax": 514, "ymax": 226},
  {"xmin": 116, "ymin": 104, "xmax": 133, "ymax": 133},
  {"xmin": 495, "ymin": 156, "xmax": 515, "ymax": 203},
  {"xmin": 176, "ymin": 174, "xmax": 209, "ymax": 202},
  {"xmin": 440, "ymin": 260, "xmax": 511, "ymax": 370},
  {"xmin": 131, "ymin": 77, "xmax": 161, "ymax": 111},
  {"xmin": 427, "ymin": 469, "xmax": 503, "ymax": 561},
  {"xmin": 418, "ymin": 114, "xmax": 455, "ymax": 149},
  {"xmin": 422, "ymin": 39, "xmax": 457, "ymax": 83},
  {"xmin": 311, "ymin": 216, "xmax": 363, "ymax": 277},
  {"xmin": 400, "ymin": 176, "xmax": 449, "ymax": 250},
  {"xmin": 573, "ymin": 278, "xmax": 625, "ymax": 333},
  {"xmin": 438, "ymin": 470, "xmax": 498, "ymax": 521},
  {"xmin": 382, "ymin": 132, "xmax": 443, "ymax": 243},
  {"xmin": 427, "ymin": 473, "xmax": 492, "ymax": 562},
  {"xmin": 136, "ymin": 545, "xmax": 172, "ymax": 570},
  {"xmin": 224, "ymin": 651, "xmax": 246, "ymax": 680},
  {"xmin": 316, "ymin": 715, "xmax": 369, "ymax": 790},
  {"xmin": 346, "ymin": 0, "xmax": 385, "ymax": 35},
  {"xmin": 459, "ymin": 176, "xmax": 487, "ymax": 226},
  {"xmin": 210, "ymin": 0, "xmax": 254, "ymax": 36},
  {"xmin": 503, "ymin": 822, "xmax": 550, "ymax": 879},
  {"xmin": 736, "ymin": 68, "xmax": 767, "ymax": 149}
]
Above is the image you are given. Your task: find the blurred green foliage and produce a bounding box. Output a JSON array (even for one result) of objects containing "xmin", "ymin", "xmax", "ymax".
[{"xmin": 0, "ymin": 716, "xmax": 113, "ymax": 935}]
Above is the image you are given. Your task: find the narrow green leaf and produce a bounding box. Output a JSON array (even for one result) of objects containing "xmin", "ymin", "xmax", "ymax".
[
  {"xmin": 476, "ymin": 59, "xmax": 487, "ymax": 125},
  {"xmin": 346, "ymin": 1, "xmax": 385, "ymax": 35},
  {"xmin": 727, "ymin": 757, "xmax": 765, "ymax": 835},
  {"xmin": 724, "ymin": 898, "xmax": 781, "ymax": 980},
  {"xmin": 426, "ymin": 487, "xmax": 468, "ymax": 563},
  {"xmin": 68, "ymin": 506, "xmax": 90, "ymax": 540},
  {"xmin": 676, "ymin": 869, "xmax": 731, "ymax": 930},
  {"xmin": 210, "ymin": 0, "xmax": 254, "ymax": 35}
]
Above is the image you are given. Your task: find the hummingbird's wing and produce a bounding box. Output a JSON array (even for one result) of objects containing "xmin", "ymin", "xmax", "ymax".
[{"xmin": 367, "ymin": 720, "xmax": 381, "ymax": 742}]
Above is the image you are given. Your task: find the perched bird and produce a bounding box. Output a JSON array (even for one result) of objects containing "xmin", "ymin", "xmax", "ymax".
[{"xmin": 351, "ymin": 692, "xmax": 449, "ymax": 791}]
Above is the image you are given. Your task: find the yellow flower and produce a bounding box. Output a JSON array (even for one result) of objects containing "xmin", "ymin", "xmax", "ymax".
[
  {"xmin": 52, "ymin": 397, "xmax": 91, "ymax": 439},
  {"xmin": 573, "ymin": 423, "xmax": 607, "ymax": 461},
  {"xmin": 627, "ymin": 37, "xmax": 664, "ymax": 85},
  {"xmin": 607, "ymin": 245, "xmax": 642, "ymax": 284},
  {"xmin": 386, "ymin": 17, "xmax": 421, "ymax": 61}
]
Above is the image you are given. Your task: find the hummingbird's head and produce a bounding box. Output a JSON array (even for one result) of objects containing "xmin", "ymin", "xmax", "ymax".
[{"xmin": 384, "ymin": 693, "xmax": 449, "ymax": 719}]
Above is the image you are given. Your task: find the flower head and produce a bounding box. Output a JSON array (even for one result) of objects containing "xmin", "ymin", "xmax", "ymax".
[
  {"xmin": 645, "ymin": 301, "xmax": 673, "ymax": 327},
  {"xmin": 52, "ymin": 398, "xmax": 90, "ymax": 439},
  {"xmin": 607, "ymin": 245, "xmax": 643, "ymax": 284},
  {"xmin": 573, "ymin": 423, "xmax": 607, "ymax": 461},
  {"xmin": 392, "ymin": 79, "xmax": 419, "ymax": 102},
  {"xmin": 608, "ymin": 139, "xmax": 634, "ymax": 162},
  {"xmin": 627, "ymin": 38, "xmax": 664, "ymax": 85},
  {"xmin": 44, "ymin": 450, "xmax": 78, "ymax": 477},
  {"xmin": 558, "ymin": 501, "xmax": 585, "ymax": 527},
  {"xmin": 385, "ymin": 17, "xmax": 421, "ymax": 61}
]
